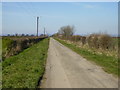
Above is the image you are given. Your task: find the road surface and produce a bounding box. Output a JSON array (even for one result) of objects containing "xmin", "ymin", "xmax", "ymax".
[{"xmin": 41, "ymin": 38, "xmax": 118, "ymax": 88}]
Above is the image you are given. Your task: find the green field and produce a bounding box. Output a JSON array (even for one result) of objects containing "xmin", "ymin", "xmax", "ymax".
[
  {"xmin": 2, "ymin": 38, "xmax": 49, "ymax": 88},
  {"xmin": 55, "ymin": 38, "xmax": 119, "ymax": 77}
]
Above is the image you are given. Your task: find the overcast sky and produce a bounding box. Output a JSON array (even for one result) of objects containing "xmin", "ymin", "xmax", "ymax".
[{"xmin": 2, "ymin": 2, "xmax": 118, "ymax": 36}]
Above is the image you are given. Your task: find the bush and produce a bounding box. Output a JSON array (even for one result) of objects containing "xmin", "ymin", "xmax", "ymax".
[
  {"xmin": 87, "ymin": 33, "xmax": 113, "ymax": 50},
  {"xmin": 87, "ymin": 34, "xmax": 99, "ymax": 48},
  {"xmin": 98, "ymin": 34, "xmax": 113, "ymax": 50},
  {"xmin": 86, "ymin": 35, "xmax": 93, "ymax": 48},
  {"xmin": 81, "ymin": 36, "xmax": 86, "ymax": 45},
  {"xmin": 2, "ymin": 37, "xmax": 46, "ymax": 59},
  {"xmin": 70, "ymin": 35, "xmax": 81, "ymax": 42}
]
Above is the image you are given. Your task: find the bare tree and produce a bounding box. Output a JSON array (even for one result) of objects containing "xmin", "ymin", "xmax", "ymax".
[{"xmin": 58, "ymin": 25, "xmax": 75, "ymax": 38}]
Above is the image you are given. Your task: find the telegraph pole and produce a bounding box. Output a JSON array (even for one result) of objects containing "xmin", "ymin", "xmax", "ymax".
[
  {"xmin": 37, "ymin": 17, "xmax": 39, "ymax": 37},
  {"xmin": 44, "ymin": 27, "xmax": 45, "ymax": 36}
]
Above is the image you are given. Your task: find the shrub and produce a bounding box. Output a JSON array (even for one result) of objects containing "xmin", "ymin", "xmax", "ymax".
[
  {"xmin": 2, "ymin": 37, "xmax": 45, "ymax": 59},
  {"xmin": 87, "ymin": 34, "xmax": 99, "ymax": 49},
  {"xmin": 98, "ymin": 34, "xmax": 113, "ymax": 50},
  {"xmin": 86, "ymin": 35, "xmax": 93, "ymax": 48},
  {"xmin": 87, "ymin": 33, "xmax": 113, "ymax": 50},
  {"xmin": 81, "ymin": 36, "xmax": 86, "ymax": 45},
  {"xmin": 70, "ymin": 35, "xmax": 81, "ymax": 42}
]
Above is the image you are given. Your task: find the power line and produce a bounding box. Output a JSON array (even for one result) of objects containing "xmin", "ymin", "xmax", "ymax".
[
  {"xmin": 28, "ymin": 3, "xmax": 40, "ymax": 16},
  {"xmin": 11, "ymin": 3, "xmax": 44, "ymax": 36},
  {"xmin": 15, "ymin": 2, "xmax": 36, "ymax": 17}
]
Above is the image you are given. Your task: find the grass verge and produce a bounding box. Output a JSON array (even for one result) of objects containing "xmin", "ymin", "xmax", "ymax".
[
  {"xmin": 2, "ymin": 38, "xmax": 49, "ymax": 88},
  {"xmin": 2, "ymin": 38, "xmax": 13, "ymax": 56},
  {"xmin": 55, "ymin": 38, "xmax": 119, "ymax": 77}
]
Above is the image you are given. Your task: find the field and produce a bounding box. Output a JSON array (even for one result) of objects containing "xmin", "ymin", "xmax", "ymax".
[
  {"xmin": 55, "ymin": 38, "xmax": 119, "ymax": 77},
  {"xmin": 2, "ymin": 38, "xmax": 49, "ymax": 88}
]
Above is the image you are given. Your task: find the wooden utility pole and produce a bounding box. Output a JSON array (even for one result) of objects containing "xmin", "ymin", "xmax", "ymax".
[{"xmin": 37, "ymin": 17, "xmax": 39, "ymax": 37}]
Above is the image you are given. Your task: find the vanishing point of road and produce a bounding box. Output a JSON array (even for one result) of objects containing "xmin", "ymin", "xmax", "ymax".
[{"xmin": 41, "ymin": 38, "xmax": 118, "ymax": 88}]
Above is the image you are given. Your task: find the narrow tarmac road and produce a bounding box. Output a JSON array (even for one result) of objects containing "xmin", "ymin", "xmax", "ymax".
[{"xmin": 41, "ymin": 38, "xmax": 118, "ymax": 88}]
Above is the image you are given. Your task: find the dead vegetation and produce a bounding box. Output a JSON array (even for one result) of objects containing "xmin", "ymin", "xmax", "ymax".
[
  {"xmin": 86, "ymin": 34, "xmax": 115, "ymax": 50},
  {"xmin": 54, "ymin": 26, "xmax": 118, "ymax": 57},
  {"xmin": 56, "ymin": 33, "xmax": 116, "ymax": 51}
]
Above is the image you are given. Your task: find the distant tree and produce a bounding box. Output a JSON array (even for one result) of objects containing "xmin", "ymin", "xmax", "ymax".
[
  {"xmin": 58, "ymin": 25, "xmax": 75, "ymax": 38},
  {"xmin": 30, "ymin": 34, "xmax": 35, "ymax": 36},
  {"xmin": 21, "ymin": 34, "xmax": 25, "ymax": 36},
  {"xmin": 7, "ymin": 34, "xmax": 10, "ymax": 36},
  {"xmin": 15, "ymin": 33, "xmax": 18, "ymax": 36},
  {"xmin": 26, "ymin": 34, "xmax": 29, "ymax": 36}
]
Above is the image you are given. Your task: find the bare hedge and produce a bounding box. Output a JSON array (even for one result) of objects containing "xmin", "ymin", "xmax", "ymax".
[
  {"xmin": 56, "ymin": 31, "xmax": 115, "ymax": 51},
  {"xmin": 87, "ymin": 34, "xmax": 114, "ymax": 50}
]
